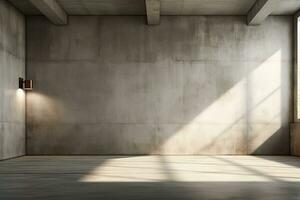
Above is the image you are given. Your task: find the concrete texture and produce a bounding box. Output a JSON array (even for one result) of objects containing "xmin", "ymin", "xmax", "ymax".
[
  {"xmin": 291, "ymin": 123, "xmax": 300, "ymax": 156},
  {"xmin": 1, "ymin": 156, "xmax": 300, "ymax": 199},
  {"xmin": 26, "ymin": 16, "xmax": 293, "ymax": 155},
  {"xmin": 29, "ymin": 0, "xmax": 68, "ymax": 25},
  {"xmin": 0, "ymin": 0, "xmax": 26, "ymax": 160},
  {"xmin": 8, "ymin": 0, "xmax": 300, "ymax": 16},
  {"xmin": 145, "ymin": 0, "xmax": 160, "ymax": 25},
  {"xmin": 247, "ymin": 0, "xmax": 279, "ymax": 25}
]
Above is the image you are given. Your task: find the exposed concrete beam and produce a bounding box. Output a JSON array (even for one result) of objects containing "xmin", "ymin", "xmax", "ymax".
[
  {"xmin": 247, "ymin": 0, "xmax": 279, "ymax": 25},
  {"xmin": 145, "ymin": 0, "xmax": 160, "ymax": 25},
  {"xmin": 29, "ymin": 0, "xmax": 67, "ymax": 25}
]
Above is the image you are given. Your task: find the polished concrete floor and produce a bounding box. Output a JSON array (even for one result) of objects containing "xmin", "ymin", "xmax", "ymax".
[{"xmin": 1, "ymin": 156, "xmax": 300, "ymax": 200}]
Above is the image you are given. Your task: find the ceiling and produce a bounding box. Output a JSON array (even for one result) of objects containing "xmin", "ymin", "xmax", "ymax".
[{"xmin": 8, "ymin": 0, "xmax": 300, "ymax": 16}]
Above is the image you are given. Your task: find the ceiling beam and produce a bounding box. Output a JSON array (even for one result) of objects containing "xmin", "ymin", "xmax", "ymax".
[
  {"xmin": 145, "ymin": 0, "xmax": 160, "ymax": 25},
  {"xmin": 247, "ymin": 0, "xmax": 279, "ymax": 25},
  {"xmin": 29, "ymin": 0, "xmax": 67, "ymax": 25}
]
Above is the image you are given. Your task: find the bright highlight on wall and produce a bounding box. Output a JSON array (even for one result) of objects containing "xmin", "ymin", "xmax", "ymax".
[
  {"xmin": 160, "ymin": 50, "xmax": 282, "ymax": 154},
  {"xmin": 16, "ymin": 89, "xmax": 25, "ymax": 107},
  {"xmin": 26, "ymin": 92, "xmax": 63, "ymax": 123}
]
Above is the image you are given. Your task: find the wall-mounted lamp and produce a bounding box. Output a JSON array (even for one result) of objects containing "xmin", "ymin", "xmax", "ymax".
[{"xmin": 19, "ymin": 77, "xmax": 33, "ymax": 91}]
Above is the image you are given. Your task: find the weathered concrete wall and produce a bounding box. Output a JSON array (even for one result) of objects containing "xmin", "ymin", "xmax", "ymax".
[
  {"xmin": 291, "ymin": 123, "xmax": 300, "ymax": 156},
  {"xmin": 26, "ymin": 16, "xmax": 292, "ymax": 155},
  {"xmin": 0, "ymin": 0, "xmax": 25, "ymax": 159}
]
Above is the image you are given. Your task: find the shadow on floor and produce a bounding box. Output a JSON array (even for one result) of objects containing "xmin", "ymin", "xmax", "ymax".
[{"xmin": 1, "ymin": 156, "xmax": 300, "ymax": 199}]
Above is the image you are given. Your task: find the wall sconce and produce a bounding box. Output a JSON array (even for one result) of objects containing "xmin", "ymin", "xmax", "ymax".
[{"xmin": 19, "ymin": 77, "xmax": 33, "ymax": 91}]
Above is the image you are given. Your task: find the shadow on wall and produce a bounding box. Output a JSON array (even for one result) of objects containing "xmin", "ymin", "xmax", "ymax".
[
  {"xmin": 161, "ymin": 50, "xmax": 286, "ymax": 154},
  {"xmin": 25, "ymin": 16, "xmax": 292, "ymax": 155}
]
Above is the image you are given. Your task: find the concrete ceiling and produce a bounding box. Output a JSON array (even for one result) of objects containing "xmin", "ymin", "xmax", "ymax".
[{"xmin": 8, "ymin": 0, "xmax": 300, "ymax": 16}]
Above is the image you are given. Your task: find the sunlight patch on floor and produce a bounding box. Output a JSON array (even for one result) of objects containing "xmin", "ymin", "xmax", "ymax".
[{"xmin": 79, "ymin": 156, "xmax": 300, "ymax": 183}]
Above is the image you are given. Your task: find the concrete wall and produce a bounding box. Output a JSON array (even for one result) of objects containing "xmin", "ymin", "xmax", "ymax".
[
  {"xmin": 0, "ymin": 0, "xmax": 25, "ymax": 160},
  {"xmin": 26, "ymin": 16, "xmax": 293, "ymax": 155},
  {"xmin": 291, "ymin": 123, "xmax": 300, "ymax": 156}
]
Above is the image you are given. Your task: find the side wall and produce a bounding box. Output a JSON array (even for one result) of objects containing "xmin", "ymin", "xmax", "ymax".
[
  {"xmin": 0, "ymin": 0, "xmax": 25, "ymax": 160},
  {"xmin": 26, "ymin": 16, "xmax": 292, "ymax": 155}
]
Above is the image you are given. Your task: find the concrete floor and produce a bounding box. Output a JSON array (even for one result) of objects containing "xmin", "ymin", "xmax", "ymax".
[{"xmin": 1, "ymin": 156, "xmax": 300, "ymax": 200}]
